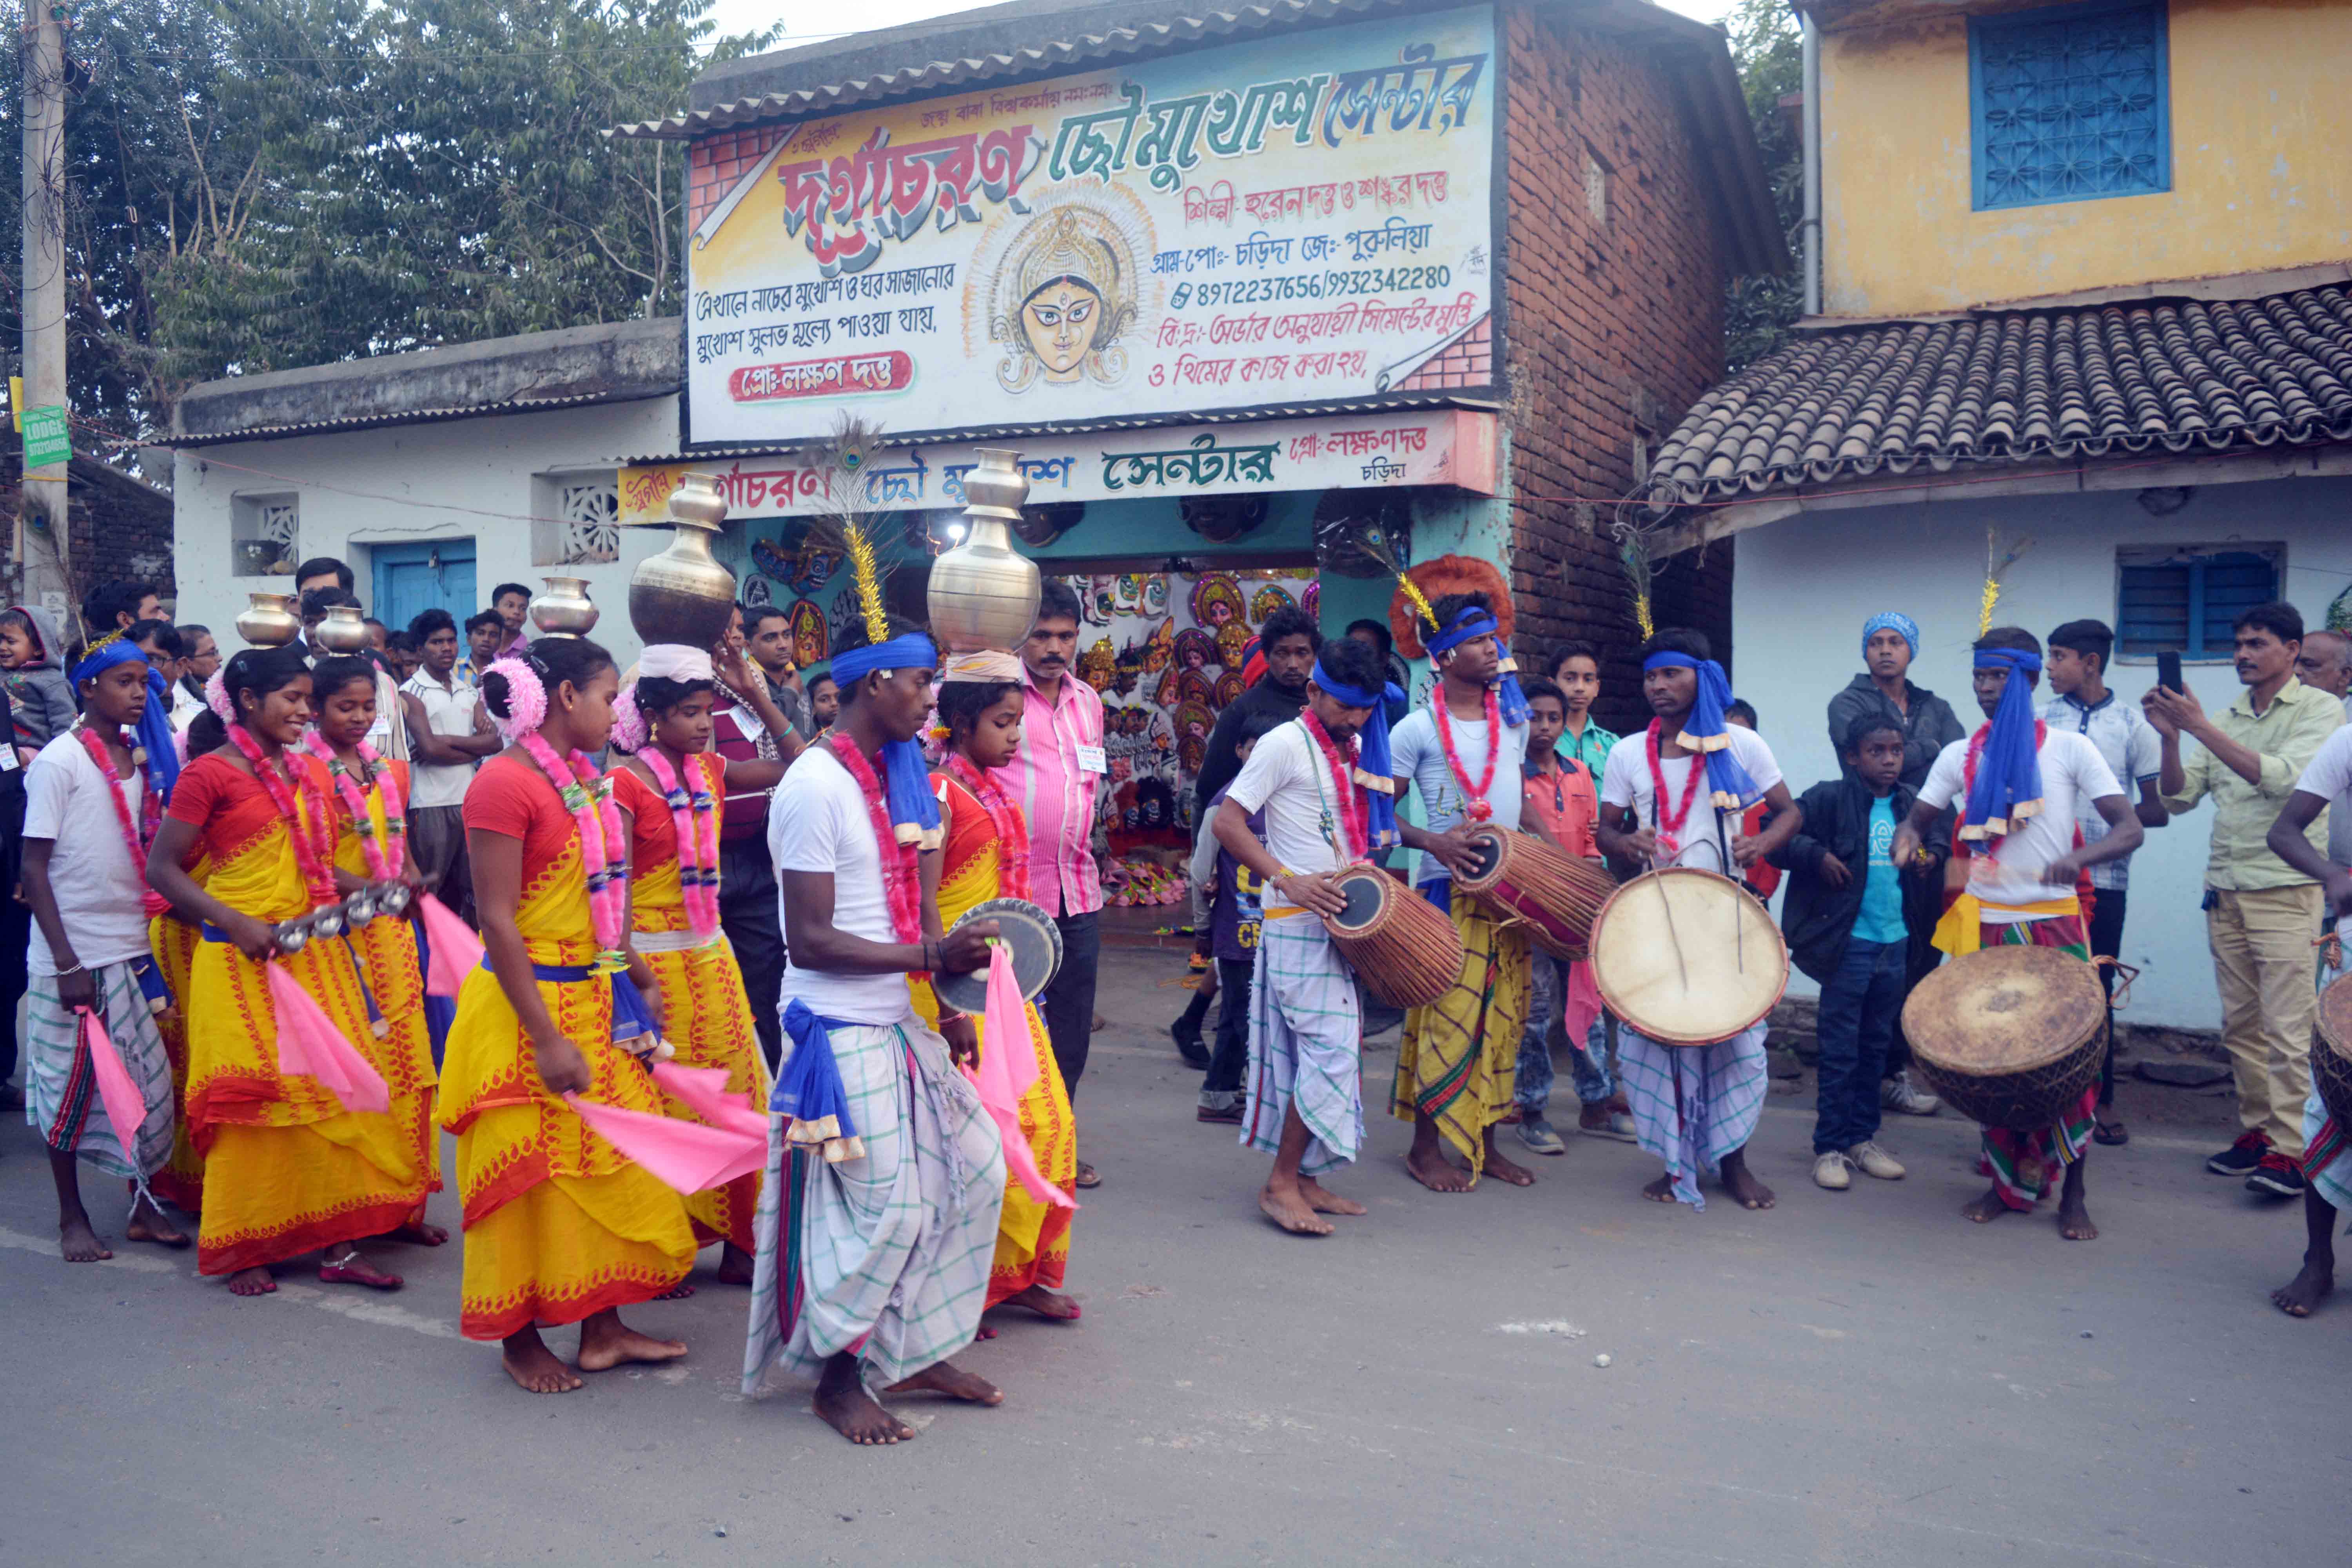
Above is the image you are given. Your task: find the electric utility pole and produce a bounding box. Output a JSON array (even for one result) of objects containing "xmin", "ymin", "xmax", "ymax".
[{"xmin": 17, "ymin": 0, "xmax": 72, "ymax": 613}]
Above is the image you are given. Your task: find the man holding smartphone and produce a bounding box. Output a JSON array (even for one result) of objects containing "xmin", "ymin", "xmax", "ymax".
[{"xmin": 2145, "ymin": 602, "xmax": 2342, "ymax": 1198}]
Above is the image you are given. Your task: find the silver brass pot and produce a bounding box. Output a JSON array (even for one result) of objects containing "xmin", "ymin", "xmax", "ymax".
[
  {"xmin": 628, "ymin": 471, "xmax": 739, "ymax": 649},
  {"xmin": 928, "ymin": 449, "xmax": 1040, "ymax": 653}
]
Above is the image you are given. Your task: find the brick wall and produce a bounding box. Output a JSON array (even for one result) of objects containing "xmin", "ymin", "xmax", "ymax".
[
  {"xmin": 1497, "ymin": 1, "xmax": 1739, "ymax": 732},
  {"xmin": 0, "ymin": 452, "xmax": 177, "ymax": 615},
  {"xmin": 688, "ymin": 129, "xmax": 786, "ymax": 233}
]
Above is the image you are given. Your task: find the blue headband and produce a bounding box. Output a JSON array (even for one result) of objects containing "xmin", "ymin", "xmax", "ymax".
[
  {"xmin": 1961, "ymin": 648, "xmax": 2043, "ymax": 843},
  {"xmin": 1425, "ymin": 607, "xmax": 1531, "ymax": 726},
  {"xmin": 830, "ymin": 632, "xmax": 944, "ymax": 849},
  {"xmin": 1641, "ymin": 650, "xmax": 1762, "ymax": 810},
  {"xmin": 1862, "ymin": 611, "xmax": 1920, "ymax": 661},
  {"xmin": 72, "ymin": 640, "xmax": 181, "ymax": 802},
  {"xmin": 1312, "ymin": 657, "xmax": 1404, "ymax": 851}
]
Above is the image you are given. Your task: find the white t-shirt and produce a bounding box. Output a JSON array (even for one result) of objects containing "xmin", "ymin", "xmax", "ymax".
[
  {"xmin": 1599, "ymin": 725, "xmax": 1784, "ymax": 875},
  {"xmin": 1916, "ymin": 729, "xmax": 2122, "ymax": 919},
  {"xmin": 22, "ymin": 733, "xmax": 156, "ymax": 975},
  {"xmin": 1225, "ymin": 719, "xmax": 1351, "ymax": 877},
  {"xmin": 401, "ymin": 671, "xmax": 483, "ymax": 808},
  {"xmin": 1389, "ymin": 702, "xmax": 1528, "ymax": 883},
  {"xmin": 769, "ymin": 746, "xmax": 913, "ymax": 1025},
  {"xmin": 2295, "ymin": 719, "xmax": 2352, "ymax": 870}
]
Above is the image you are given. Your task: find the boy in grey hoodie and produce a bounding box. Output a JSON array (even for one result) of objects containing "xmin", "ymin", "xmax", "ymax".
[{"xmin": 0, "ymin": 605, "xmax": 78, "ymax": 759}]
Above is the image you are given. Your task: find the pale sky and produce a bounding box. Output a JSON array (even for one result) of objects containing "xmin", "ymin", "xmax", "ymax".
[{"xmin": 704, "ymin": 0, "xmax": 1737, "ymax": 58}]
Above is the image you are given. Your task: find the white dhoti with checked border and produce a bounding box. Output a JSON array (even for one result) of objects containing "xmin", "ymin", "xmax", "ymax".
[
  {"xmin": 25, "ymin": 960, "xmax": 175, "ymax": 1181},
  {"xmin": 1617, "ymin": 1022, "xmax": 1768, "ymax": 1210},
  {"xmin": 1242, "ymin": 915, "xmax": 1363, "ymax": 1176},
  {"xmin": 741, "ymin": 1015, "xmax": 1005, "ymax": 1395}
]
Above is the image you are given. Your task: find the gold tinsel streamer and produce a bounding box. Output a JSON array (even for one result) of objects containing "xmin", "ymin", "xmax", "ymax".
[
  {"xmin": 1977, "ymin": 526, "xmax": 2034, "ymax": 636},
  {"xmin": 1634, "ymin": 593, "xmax": 1655, "ymax": 640},
  {"xmin": 844, "ymin": 522, "xmax": 889, "ymax": 647},
  {"xmin": 1394, "ymin": 566, "xmax": 1440, "ymax": 632}
]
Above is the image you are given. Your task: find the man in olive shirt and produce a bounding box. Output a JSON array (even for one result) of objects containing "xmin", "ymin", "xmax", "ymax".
[{"xmin": 2147, "ymin": 601, "xmax": 2342, "ymax": 1196}]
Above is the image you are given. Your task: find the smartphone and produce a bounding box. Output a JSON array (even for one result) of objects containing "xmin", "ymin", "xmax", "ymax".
[{"xmin": 2156, "ymin": 650, "xmax": 2184, "ymax": 694}]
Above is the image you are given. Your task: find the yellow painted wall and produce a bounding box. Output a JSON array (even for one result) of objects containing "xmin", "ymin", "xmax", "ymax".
[{"xmin": 1820, "ymin": 0, "xmax": 2352, "ymax": 317}]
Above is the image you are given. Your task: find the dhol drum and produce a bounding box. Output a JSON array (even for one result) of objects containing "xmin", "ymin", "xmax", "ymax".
[
  {"xmin": 1586, "ymin": 867, "xmax": 1787, "ymax": 1045},
  {"xmin": 1900, "ymin": 944, "xmax": 2106, "ymax": 1130},
  {"xmin": 2315, "ymin": 968, "xmax": 2352, "ymax": 1130},
  {"xmin": 1452, "ymin": 826, "xmax": 1616, "ymax": 961},
  {"xmin": 1322, "ymin": 865, "xmax": 1463, "ymax": 1010},
  {"xmin": 931, "ymin": 897, "xmax": 1065, "ymax": 1017}
]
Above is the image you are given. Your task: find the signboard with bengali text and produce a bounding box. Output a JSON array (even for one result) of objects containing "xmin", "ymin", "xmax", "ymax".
[
  {"xmin": 684, "ymin": 5, "xmax": 1497, "ymax": 448},
  {"xmin": 621, "ymin": 409, "xmax": 1495, "ymax": 524}
]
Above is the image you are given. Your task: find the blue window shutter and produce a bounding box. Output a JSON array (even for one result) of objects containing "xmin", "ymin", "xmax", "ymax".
[
  {"xmin": 1970, "ymin": 1, "xmax": 2171, "ymax": 211},
  {"xmin": 2116, "ymin": 548, "xmax": 2280, "ymax": 657}
]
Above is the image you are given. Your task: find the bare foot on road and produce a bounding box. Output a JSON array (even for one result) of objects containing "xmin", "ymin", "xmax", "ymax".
[
  {"xmin": 1719, "ymin": 1153, "xmax": 1775, "ymax": 1210},
  {"xmin": 1480, "ymin": 1132, "xmax": 1535, "ymax": 1188},
  {"xmin": 2272, "ymin": 1262, "xmax": 2334, "ymax": 1317},
  {"xmin": 886, "ymin": 1359, "xmax": 1003, "ymax": 1406},
  {"xmin": 999, "ymin": 1283, "xmax": 1081, "ymax": 1320},
  {"xmin": 228, "ymin": 1265, "xmax": 277, "ymax": 1296},
  {"xmin": 816, "ymin": 1382, "xmax": 913, "ymax": 1445},
  {"xmin": 60, "ymin": 1217, "xmax": 113, "ymax": 1262},
  {"xmin": 1960, "ymin": 1187, "xmax": 2010, "ymax": 1225},
  {"xmin": 502, "ymin": 1330, "xmax": 584, "ymax": 1394},
  {"xmin": 1405, "ymin": 1146, "xmax": 1475, "ymax": 1193},
  {"xmin": 1297, "ymin": 1177, "xmax": 1365, "ymax": 1216},
  {"xmin": 1260, "ymin": 1183, "xmax": 1334, "ymax": 1235},
  {"xmin": 125, "ymin": 1201, "xmax": 190, "ymax": 1249},
  {"xmin": 577, "ymin": 1312, "xmax": 686, "ymax": 1372},
  {"xmin": 1641, "ymin": 1174, "xmax": 1677, "ymax": 1204}
]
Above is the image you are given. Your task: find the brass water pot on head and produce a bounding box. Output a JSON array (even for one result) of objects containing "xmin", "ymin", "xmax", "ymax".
[
  {"xmin": 927, "ymin": 449, "xmax": 1040, "ymax": 653},
  {"xmin": 314, "ymin": 604, "xmax": 372, "ymax": 654},
  {"xmin": 628, "ymin": 471, "xmax": 739, "ymax": 650},
  {"xmin": 531, "ymin": 576, "xmax": 600, "ymax": 639},
  {"xmin": 234, "ymin": 592, "xmax": 302, "ymax": 649}
]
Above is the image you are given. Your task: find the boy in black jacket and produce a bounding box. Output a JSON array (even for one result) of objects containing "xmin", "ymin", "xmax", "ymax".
[{"xmin": 1774, "ymin": 717, "xmax": 1948, "ymax": 1190}]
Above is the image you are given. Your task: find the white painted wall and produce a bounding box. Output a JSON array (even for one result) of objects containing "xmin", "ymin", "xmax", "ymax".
[
  {"xmin": 172, "ymin": 396, "xmax": 686, "ymax": 668},
  {"xmin": 1729, "ymin": 474, "xmax": 2352, "ymax": 1030}
]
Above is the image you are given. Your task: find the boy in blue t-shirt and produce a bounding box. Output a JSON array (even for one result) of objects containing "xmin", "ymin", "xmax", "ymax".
[
  {"xmin": 1186, "ymin": 715, "xmax": 1281, "ymax": 1122},
  {"xmin": 1773, "ymin": 716, "xmax": 1942, "ymax": 1191}
]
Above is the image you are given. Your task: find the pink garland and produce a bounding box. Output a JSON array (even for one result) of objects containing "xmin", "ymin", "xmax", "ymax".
[
  {"xmin": 303, "ymin": 733, "xmax": 407, "ymax": 882},
  {"xmin": 227, "ymin": 725, "xmax": 340, "ymax": 907},
  {"xmin": 640, "ymin": 747, "xmax": 720, "ymax": 939},
  {"xmin": 76, "ymin": 726, "xmax": 169, "ymax": 917},
  {"xmin": 946, "ymin": 753, "xmax": 1031, "ymax": 901},
  {"xmin": 1298, "ymin": 709, "xmax": 1370, "ymax": 861},
  {"xmin": 828, "ymin": 735, "xmax": 924, "ymax": 945},
  {"xmin": 518, "ymin": 731, "xmax": 630, "ymax": 963},
  {"xmin": 203, "ymin": 669, "xmax": 234, "ymax": 724}
]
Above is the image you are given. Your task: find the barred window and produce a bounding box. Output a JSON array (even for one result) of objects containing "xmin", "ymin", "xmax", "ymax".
[{"xmin": 1970, "ymin": 2, "xmax": 2169, "ymax": 211}]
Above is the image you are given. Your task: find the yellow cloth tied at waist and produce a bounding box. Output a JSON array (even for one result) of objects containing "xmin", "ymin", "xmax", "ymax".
[{"xmin": 1931, "ymin": 893, "xmax": 2080, "ymax": 957}]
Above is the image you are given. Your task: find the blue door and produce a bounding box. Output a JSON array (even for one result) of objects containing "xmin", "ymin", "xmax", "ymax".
[{"xmin": 373, "ymin": 540, "xmax": 477, "ymax": 634}]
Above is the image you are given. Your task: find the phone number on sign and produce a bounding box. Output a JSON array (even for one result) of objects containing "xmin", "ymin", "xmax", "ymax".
[{"xmin": 1171, "ymin": 266, "xmax": 1455, "ymax": 308}]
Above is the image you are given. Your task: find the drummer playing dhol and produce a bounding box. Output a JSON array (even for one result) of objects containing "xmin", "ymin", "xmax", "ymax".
[
  {"xmin": 1890, "ymin": 627, "xmax": 2141, "ymax": 1241},
  {"xmin": 1211, "ymin": 635, "xmax": 1396, "ymax": 1236},
  {"xmin": 1595, "ymin": 629, "xmax": 1802, "ymax": 1211}
]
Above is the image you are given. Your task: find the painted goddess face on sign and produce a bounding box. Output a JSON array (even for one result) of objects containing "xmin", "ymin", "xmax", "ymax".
[{"xmin": 993, "ymin": 205, "xmax": 1139, "ymax": 393}]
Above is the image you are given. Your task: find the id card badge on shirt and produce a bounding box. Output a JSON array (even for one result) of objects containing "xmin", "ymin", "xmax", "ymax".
[
  {"xmin": 1076, "ymin": 743, "xmax": 1108, "ymax": 775},
  {"xmin": 0, "ymin": 744, "xmax": 16, "ymax": 772}
]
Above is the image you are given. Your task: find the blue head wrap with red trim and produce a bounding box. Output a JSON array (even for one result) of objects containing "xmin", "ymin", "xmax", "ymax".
[
  {"xmin": 1310, "ymin": 657, "xmax": 1404, "ymax": 850},
  {"xmin": 1425, "ymin": 606, "xmax": 1530, "ymax": 725},
  {"xmin": 1961, "ymin": 647, "xmax": 2043, "ymax": 841},
  {"xmin": 831, "ymin": 632, "xmax": 944, "ymax": 848},
  {"xmin": 1641, "ymin": 650, "xmax": 1762, "ymax": 809},
  {"xmin": 71, "ymin": 638, "xmax": 181, "ymax": 802}
]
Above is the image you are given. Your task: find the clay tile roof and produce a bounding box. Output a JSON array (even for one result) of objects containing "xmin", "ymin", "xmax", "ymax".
[{"xmin": 1646, "ymin": 285, "xmax": 2352, "ymax": 504}]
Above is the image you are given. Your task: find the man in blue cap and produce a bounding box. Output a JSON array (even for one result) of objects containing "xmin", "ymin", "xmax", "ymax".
[{"xmin": 1827, "ymin": 611, "xmax": 1966, "ymax": 1118}]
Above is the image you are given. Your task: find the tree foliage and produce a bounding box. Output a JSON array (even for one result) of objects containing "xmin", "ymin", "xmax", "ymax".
[
  {"xmin": 0, "ymin": 0, "xmax": 775, "ymax": 450},
  {"xmin": 1722, "ymin": 0, "xmax": 1804, "ymax": 374}
]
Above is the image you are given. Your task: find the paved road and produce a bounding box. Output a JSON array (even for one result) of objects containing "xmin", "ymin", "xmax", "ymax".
[{"xmin": 5, "ymin": 947, "xmax": 2345, "ymax": 1566}]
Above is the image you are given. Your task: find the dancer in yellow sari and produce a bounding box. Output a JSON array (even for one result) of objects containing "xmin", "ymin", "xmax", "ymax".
[
  {"xmin": 149, "ymin": 844, "xmax": 211, "ymax": 1217},
  {"xmin": 913, "ymin": 663, "xmax": 1079, "ymax": 1320},
  {"xmin": 606, "ymin": 644, "xmax": 789, "ymax": 1283},
  {"xmin": 147, "ymin": 647, "xmax": 429, "ymax": 1294},
  {"xmin": 440, "ymin": 636, "xmax": 697, "ymax": 1394},
  {"xmin": 309, "ymin": 656, "xmax": 445, "ymax": 1244}
]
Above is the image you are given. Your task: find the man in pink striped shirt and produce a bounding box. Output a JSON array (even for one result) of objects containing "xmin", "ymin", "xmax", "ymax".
[{"xmin": 998, "ymin": 579, "xmax": 1107, "ymax": 1187}]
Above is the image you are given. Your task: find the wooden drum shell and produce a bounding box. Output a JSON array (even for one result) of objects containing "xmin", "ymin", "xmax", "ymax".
[
  {"xmin": 1322, "ymin": 866, "xmax": 1463, "ymax": 1011},
  {"xmin": 1452, "ymin": 826, "xmax": 1616, "ymax": 961},
  {"xmin": 1900, "ymin": 945, "xmax": 2107, "ymax": 1131}
]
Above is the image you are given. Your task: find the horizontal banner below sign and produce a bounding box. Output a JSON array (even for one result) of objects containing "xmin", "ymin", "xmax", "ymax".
[{"xmin": 619, "ymin": 408, "xmax": 1496, "ymax": 524}]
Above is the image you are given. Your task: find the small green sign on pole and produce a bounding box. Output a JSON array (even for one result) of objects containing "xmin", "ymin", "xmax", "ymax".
[{"xmin": 21, "ymin": 405, "xmax": 71, "ymax": 467}]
